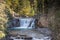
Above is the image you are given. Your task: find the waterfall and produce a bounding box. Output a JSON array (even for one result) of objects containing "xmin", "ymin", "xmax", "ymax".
[{"xmin": 11, "ymin": 18, "xmax": 35, "ymax": 29}]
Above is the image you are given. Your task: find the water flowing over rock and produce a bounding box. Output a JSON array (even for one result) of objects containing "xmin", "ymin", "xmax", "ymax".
[{"xmin": 8, "ymin": 18, "xmax": 52, "ymax": 40}]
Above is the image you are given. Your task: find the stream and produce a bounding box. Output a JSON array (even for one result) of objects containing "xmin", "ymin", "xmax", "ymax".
[{"xmin": 8, "ymin": 18, "xmax": 52, "ymax": 40}]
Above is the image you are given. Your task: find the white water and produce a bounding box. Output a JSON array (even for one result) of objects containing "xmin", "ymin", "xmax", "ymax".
[
  {"xmin": 9, "ymin": 18, "xmax": 52, "ymax": 40},
  {"xmin": 13, "ymin": 18, "xmax": 35, "ymax": 29}
]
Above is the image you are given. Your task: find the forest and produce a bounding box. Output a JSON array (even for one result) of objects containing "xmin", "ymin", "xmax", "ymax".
[{"xmin": 0, "ymin": 0, "xmax": 60, "ymax": 40}]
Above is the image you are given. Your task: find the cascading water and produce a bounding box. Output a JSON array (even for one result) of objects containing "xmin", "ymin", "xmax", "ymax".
[
  {"xmin": 9, "ymin": 18, "xmax": 35, "ymax": 30},
  {"xmin": 19, "ymin": 18, "xmax": 35, "ymax": 29},
  {"xmin": 8, "ymin": 18, "xmax": 52, "ymax": 40}
]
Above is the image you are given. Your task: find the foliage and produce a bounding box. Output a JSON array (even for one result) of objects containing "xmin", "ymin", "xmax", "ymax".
[
  {"xmin": 0, "ymin": 31, "xmax": 5, "ymax": 39},
  {"xmin": 5, "ymin": 0, "xmax": 37, "ymax": 17},
  {"xmin": 0, "ymin": 3, "xmax": 8, "ymax": 38},
  {"xmin": 0, "ymin": 2, "xmax": 13, "ymax": 39}
]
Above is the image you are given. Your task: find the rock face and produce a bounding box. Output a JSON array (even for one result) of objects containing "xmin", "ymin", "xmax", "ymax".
[
  {"xmin": 38, "ymin": 15, "xmax": 48, "ymax": 28},
  {"xmin": 0, "ymin": 0, "xmax": 4, "ymax": 3}
]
